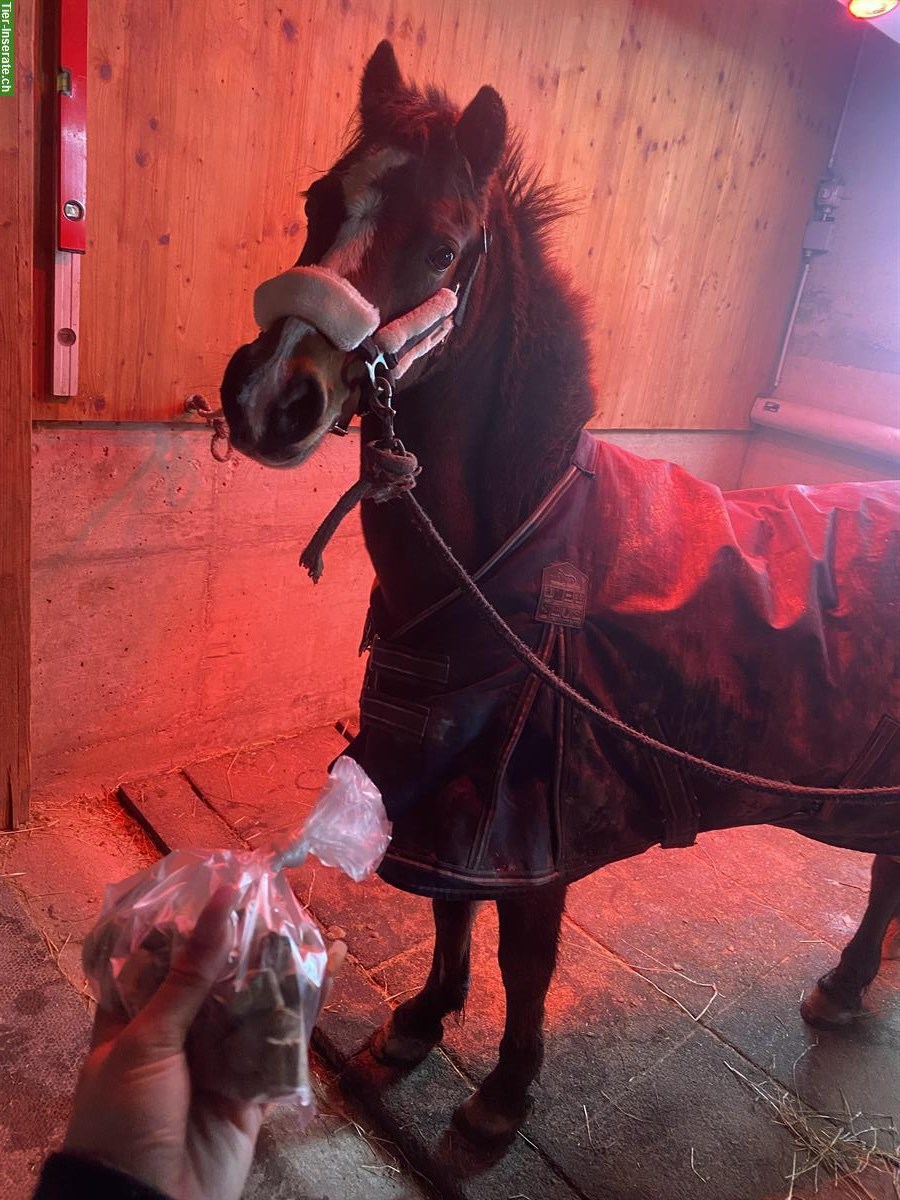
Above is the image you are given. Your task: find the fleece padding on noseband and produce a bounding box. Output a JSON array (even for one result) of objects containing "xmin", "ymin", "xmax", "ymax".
[
  {"xmin": 254, "ymin": 266, "xmax": 459, "ymax": 379},
  {"xmin": 375, "ymin": 288, "xmax": 458, "ymax": 378},
  {"xmin": 253, "ymin": 266, "xmax": 379, "ymax": 351}
]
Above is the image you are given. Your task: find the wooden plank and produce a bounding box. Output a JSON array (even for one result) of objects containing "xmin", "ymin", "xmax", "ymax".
[
  {"xmin": 181, "ymin": 724, "xmax": 346, "ymax": 845},
  {"xmin": 0, "ymin": 0, "xmax": 35, "ymax": 829},
  {"xmin": 51, "ymin": 249, "xmax": 81, "ymax": 395},
  {"xmin": 32, "ymin": 0, "xmax": 861, "ymax": 431},
  {"xmin": 118, "ymin": 774, "xmax": 246, "ymax": 854}
]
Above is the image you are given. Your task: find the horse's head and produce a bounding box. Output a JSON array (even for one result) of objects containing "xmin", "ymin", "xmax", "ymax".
[{"xmin": 221, "ymin": 41, "xmax": 507, "ymax": 468}]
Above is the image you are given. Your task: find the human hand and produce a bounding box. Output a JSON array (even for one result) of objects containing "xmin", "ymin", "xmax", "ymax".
[{"xmin": 65, "ymin": 886, "xmax": 346, "ymax": 1200}]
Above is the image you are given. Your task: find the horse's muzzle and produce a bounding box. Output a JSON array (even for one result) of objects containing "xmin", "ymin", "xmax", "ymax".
[{"xmin": 220, "ymin": 324, "xmax": 331, "ymax": 468}]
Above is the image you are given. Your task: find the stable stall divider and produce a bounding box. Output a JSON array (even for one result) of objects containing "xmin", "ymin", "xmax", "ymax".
[{"xmin": 0, "ymin": 0, "xmax": 35, "ymax": 829}]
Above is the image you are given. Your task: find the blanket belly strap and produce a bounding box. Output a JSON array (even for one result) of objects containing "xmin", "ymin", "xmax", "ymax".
[
  {"xmin": 370, "ymin": 640, "xmax": 451, "ymax": 685},
  {"xmin": 358, "ymin": 639, "xmax": 453, "ymax": 743},
  {"xmin": 816, "ymin": 714, "xmax": 900, "ymax": 827},
  {"xmin": 360, "ymin": 695, "xmax": 430, "ymax": 742}
]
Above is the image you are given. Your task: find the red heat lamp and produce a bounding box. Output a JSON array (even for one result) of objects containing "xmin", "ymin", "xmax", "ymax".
[{"xmin": 847, "ymin": 0, "xmax": 899, "ymax": 18}]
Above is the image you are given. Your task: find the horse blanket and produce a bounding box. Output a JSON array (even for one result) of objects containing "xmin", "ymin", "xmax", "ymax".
[{"xmin": 346, "ymin": 431, "xmax": 900, "ymax": 899}]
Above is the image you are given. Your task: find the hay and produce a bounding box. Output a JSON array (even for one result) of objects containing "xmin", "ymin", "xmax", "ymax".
[
  {"xmin": 690, "ymin": 1146, "xmax": 711, "ymax": 1184},
  {"xmin": 583, "ymin": 1103, "xmax": 594, "ymax": 1147},
  {"xmin": 312, "ymin": 1062, "xmax": 435, "ymax": 1194},
  {"xmin": 41, "ymin": 791, "xmax": 158, "ymax": 861},
  {"xmin": 725, "ymin": 1061, "xmax": 900, "ymax": 1198},
  {"xmin": 615, "ymin": 940, "xmax": 720, "ymax": 1022}
]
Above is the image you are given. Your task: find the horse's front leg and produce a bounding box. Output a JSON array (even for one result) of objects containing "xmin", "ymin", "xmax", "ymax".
[
  {"xmin": 802, "ymin": 854, "xmax": 900, "ymax": 1028},
  {"xmin": 372, "ymin": 898, "xmax": 478, "ymax": 1066},
  {"xmin": 454, "ymin": 881, "xmax": 567, "ymax": 1144}
]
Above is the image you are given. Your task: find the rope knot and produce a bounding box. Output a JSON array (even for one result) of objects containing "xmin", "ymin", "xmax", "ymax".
[
  {"xmin": 185, "ymin": 394, "xmax": 233, "ymax": 461},
  {"xmin": 299, "ymin": 438, "xmax": 420, "ymax": 582},
  {"xmin": 365, "ymin": 439, "xmax": 420, "ymax": 501}
]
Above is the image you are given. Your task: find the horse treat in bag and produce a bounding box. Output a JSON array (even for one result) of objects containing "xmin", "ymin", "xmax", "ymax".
[{"xmin": 82, "ymin": 758, "xmax": 391, "ymax": 1109}]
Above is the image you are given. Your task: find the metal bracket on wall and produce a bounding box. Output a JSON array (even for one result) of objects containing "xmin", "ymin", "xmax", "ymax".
[{"xmin": 53, "ymin": 0, "xmax": 88, "ymax": 397}]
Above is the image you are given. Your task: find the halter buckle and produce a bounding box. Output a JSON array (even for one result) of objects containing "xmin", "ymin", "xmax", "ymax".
[
  {"xmin": 330, "ymin": 338, "xmax": 398, "ymax": 440},
  {"xmin": 453, "ymin": 223, "xmax": 491, "ymax": 330},
  {"xmin": 325, "ymin": 228, "xmax": 490, "ymax": 439},
  {"xmin": 366, "ymin": 359, "xmax": 397, "ymax": 440}
]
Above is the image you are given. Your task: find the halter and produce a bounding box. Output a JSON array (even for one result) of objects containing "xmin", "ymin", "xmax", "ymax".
[
  {"xmin": 251, "ymin": 225, "xmax": 491, "ymax": 441},
  {"xmin": 235, "ymin": 228, "xmax": 492, "ymax": 585}
]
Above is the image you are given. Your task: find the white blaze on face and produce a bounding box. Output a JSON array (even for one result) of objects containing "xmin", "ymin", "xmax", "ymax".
[
  {"xmin": 321, "ymin": 147, "xmax": 411, "ymax": 277},
  {"xmin": 234, "ymin": 148, "xmax": 411, "ymax": 455},
  {"xmin": 241, "ymin": 315, "xmax": 314, "ymax": 442}
]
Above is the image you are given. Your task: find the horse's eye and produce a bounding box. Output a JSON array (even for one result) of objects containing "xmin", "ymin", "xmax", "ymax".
[{"xmin": 428, "ymin": 244, "xmax": 456, "ymax": 272}]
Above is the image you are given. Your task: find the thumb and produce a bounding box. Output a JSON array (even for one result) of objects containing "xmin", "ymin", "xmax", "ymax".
[{"xmin": 138, "ymin": 885, "xmax": 237, "ymax": 1049}]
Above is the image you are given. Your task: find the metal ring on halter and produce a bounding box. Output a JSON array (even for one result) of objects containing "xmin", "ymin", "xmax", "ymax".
[
  {"xmin": 366, "ymin": 361, "xmax": 395, "ymax": 412},
  {"xmin": 333, "ymin": 341, "xmax": 399, "ymax": 440},
  {"xmin": 367, "ymin": 368, "xmax": 396, "ymax": 440},
  {"xmin": 332, "ymin": 346, "xmax": 390, "ymax": 435}
]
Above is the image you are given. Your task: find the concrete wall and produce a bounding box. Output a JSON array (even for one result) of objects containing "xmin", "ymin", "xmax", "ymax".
[
  {"xmin": 743, "ymin": 26, "xmax": 900, "ymax": 486},
  {"xmin": 32, "ymin": 425, "xmax": 747, "ymax": 797},
  {"xmin": 784, "ymin": 27, "xmax": 900, "ymax": 410},
  {"xmin": 31, "ymin": 428, "xmax": 371, "ymax": 796}
]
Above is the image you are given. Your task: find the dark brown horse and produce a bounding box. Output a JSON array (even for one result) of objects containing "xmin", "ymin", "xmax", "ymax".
[{"xmin": 221, "ymin": 42, "xmax": 900, "ymax": 1144}]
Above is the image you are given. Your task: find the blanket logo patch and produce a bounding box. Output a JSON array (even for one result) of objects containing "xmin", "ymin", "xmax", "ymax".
[{"xmin": 536, "ymin": 562, "xmax": 588, "ymax": 629}]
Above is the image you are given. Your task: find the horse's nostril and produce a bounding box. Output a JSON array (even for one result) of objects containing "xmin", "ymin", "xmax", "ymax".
[
  {"xmin": 221, "ymin": 343, "xmax": 253, "ymax": 406},
  {"xmin": 272, "ymin": 376, "xmax": 327, "ymax": 445}
]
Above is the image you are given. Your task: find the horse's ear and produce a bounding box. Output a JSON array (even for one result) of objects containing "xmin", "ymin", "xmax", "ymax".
[
  {"xmin": 455, "ymin": 86, "xmax": 507, "ymax": 187},
  {"xmin": 360, "ymin": 41, "xmax": 404, "ymax": 135}
]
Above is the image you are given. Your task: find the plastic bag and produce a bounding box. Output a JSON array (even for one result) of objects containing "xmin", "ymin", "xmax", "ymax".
[
  {"xmin": 271, "ymin": 756, "xmax": 391, "ymax": 879},
  {"xmin": 82, "ymin": 757, "xmax": 390, "ymax": 1111}
]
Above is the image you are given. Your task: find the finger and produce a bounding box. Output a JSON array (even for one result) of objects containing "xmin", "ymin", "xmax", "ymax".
[
  {"xmin": 89, "ymin": 1002, "xmax": 129, "ymax": 1051},
  {"xmin": 138, "ymin": 884, "xmax": 237, "ymax": 1048},
  {"xmin": 321, "ymin": 940, "xmax": 347, "ymax": 1007},
  {"xmin": 200, "ymin": 1089, "xmax": 271, "ymax": 1136}
]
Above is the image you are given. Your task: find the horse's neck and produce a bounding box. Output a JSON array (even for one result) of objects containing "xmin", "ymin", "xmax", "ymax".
[{"xmin": 361, "ymin": 196, "xmax": 593, "ymax": 632}]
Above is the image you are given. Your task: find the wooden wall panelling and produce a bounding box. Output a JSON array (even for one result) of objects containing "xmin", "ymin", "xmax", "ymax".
[
  {"xmin": 31, "ymin": 0, "xmax": 860, "ymax": 429},
  {"xmin": 1, "ymin": 0, "xmax": 35, "ymax": 828}
]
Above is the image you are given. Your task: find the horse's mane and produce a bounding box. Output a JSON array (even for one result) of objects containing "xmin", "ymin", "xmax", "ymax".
[
  {"xmin": 498, "ymin": 137, "xmax": 571, "ymax": 248},
  {"xmin": 342, "ymin": 84, "xmax": 570, "ymax": 248},
  {"xmin": 346, "ymin": 70, "xmax": 595, "ymax": 570}
]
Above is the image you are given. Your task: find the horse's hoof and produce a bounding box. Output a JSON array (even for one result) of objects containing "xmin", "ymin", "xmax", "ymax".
[
  {"xmin": 800, "ymin": 983, "xmax": 860, "ymax": 1030},
  {"xmin": 370, "ymin": 1020, "xmax": 439, "ymax": 1068},
  {"xmin": 452, "ymin": 1089, "xmax": 533, "ymax": 1147}
]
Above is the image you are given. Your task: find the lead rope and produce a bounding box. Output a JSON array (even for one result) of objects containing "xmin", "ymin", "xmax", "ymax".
[
  {"xmin": 403, "ymin": 491, "xmax": 900, "ymax": 804},
  {"xmin": 300, "ymin": 439, "xmax": 419, "ymax": 581},
  {"xmin": 184, "ymin": 395, "xmax": 232, "ymax": 461},
  {"xmin": 300, "ymin": 350, "xmax": 422, "ymax": 580}
]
